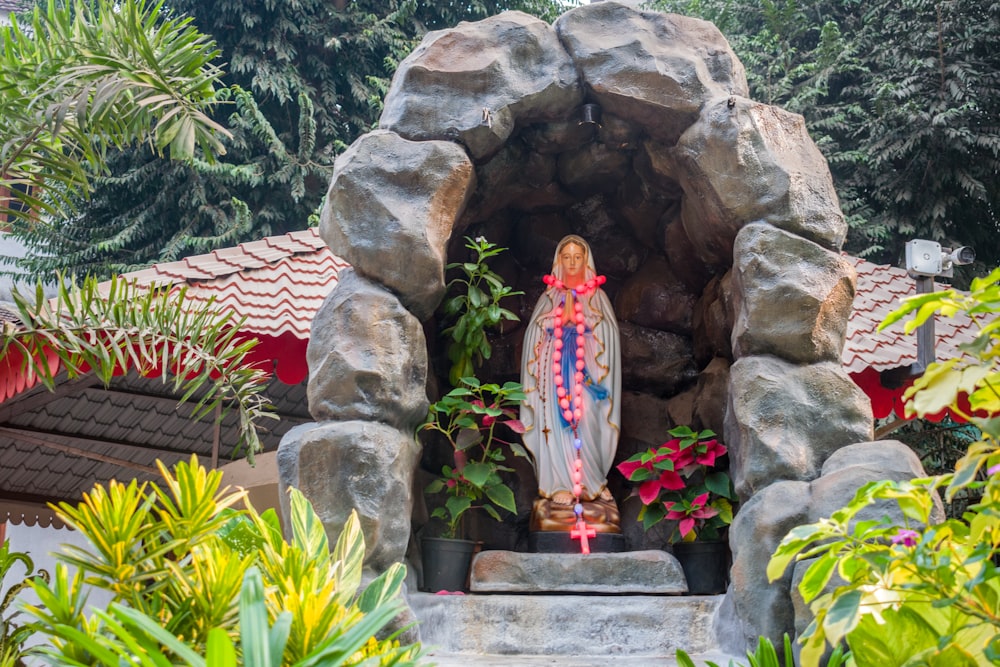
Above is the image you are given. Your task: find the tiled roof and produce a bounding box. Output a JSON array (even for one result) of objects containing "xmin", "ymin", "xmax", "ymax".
[
  {"xmin": 843, "ymin": 256, "xmax": 982, "ymax": 375},
  {"xmin": 126, "ymin": 228, "xmax": 348, "ymax": 340},
  {"xmin": 0, "ymin": 0, "xmax": 26, "ymax": 12}
]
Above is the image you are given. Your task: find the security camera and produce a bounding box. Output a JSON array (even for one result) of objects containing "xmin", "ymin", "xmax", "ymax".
[
  {"xmin": 944, "ymin": 246, "xmax": 976, "ymax": 266},
  {"xmin": 906, "ymin": 239, "xmax": 976, "ymax": 278},
  {"xmin": 905, "ymin": 239, "xmax": 942, "ymax": 277}
]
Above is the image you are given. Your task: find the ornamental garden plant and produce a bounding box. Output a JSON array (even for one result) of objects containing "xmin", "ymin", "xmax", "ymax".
[
  {"xmin": 422, "ymin": 378, "xmax": 528, "ymax": 539},
  {"xmin": 617, "ymin": 426, "xmax": 736, "ymax": 542},
  {"xmin": 769, "ymin": 267, "xmax": 1000, "ymax": 666},
  {"xmin": 20, "ymin": 456, "xmax": 422, "ymax": 666}
]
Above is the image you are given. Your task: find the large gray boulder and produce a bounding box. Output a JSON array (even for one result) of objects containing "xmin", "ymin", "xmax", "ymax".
[
  {"xmin": 730, "ymin": 441, "xmax": 942, "ymax": 652},
  {"xmin": 319, "ymin": 130, "xmax": 475, "ymax": 321},
  {"xmin": 726, "ymin": 355, "xmax": 874, "ymax": 499},
  {"xmin": 555, "ymin": 2, "xmax": 748, "ymax": 144},
  {"xmin": 380, "ymin": 12, "xmax": 582, "ymax": 161},
  {"xmin": 731, "ymin": 222, "xmax": 857, "ymax": 364},
  {"xmin": 664, "ymin": 96, "xmax": 847, "ymax": 267},
  {"xmin": 307, "ymin": 269, "xmax": 429, "ymax": 429},
  {"xmin": 729, "ymin": 480, "xmax": 812, "ymax": 651},
  {"xmin": 277, "ymin": 420, "xmax": 421, "ymax": 575}
]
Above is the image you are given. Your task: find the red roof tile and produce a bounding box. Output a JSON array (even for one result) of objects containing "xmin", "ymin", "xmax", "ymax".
[
  {"xmin": 842, "ymin": 256, "xmax": 984, "ymax": 376},
  {"xmin": 126, "ymin": 229, "xmax": 346, "ymax": 340}
]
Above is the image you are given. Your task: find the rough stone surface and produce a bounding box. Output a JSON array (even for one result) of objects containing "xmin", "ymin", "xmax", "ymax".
[
  {"xmin": 691, "ymin": 273, "xmax": 734, "ymax": 366},
  {"xmin": 619, "ymin": 390, "xmax": 674, "ymax": 454},
  {"xmin": 730, "ymin": 440, "xmax": 940, "ymax": 653},
  {"xmin": 813, "ymin": 440, "xmax": 946, "ymax": 525},
  {"xmin": 664, "ymin": 96, "xmax": 847, "ymax": 268},
  {"xmin": 463, "ymin": 142, "xmax": 568, "ymax": 222},
  {"xmin": 555, "ymin": 3, "xmax": 748, "ymax": 144},
  {"xmin": 319, "ymin": 131, "xmax": 475, "ymax": 321},
  {"xmin": 615, "ymin": 254, "xmax": 697, "ymax": 335},
  {"xmin": 470, "ymin": 550, "xmax": 687, "ymax": 593},
  {"xmin": 728, "ymin": 480, "xmax": 811, "ymax": 652},
  {"xmin": 620, "ymin": 322, "xmax": 698, "ymax": 395},
  {"xmin": 277, "ymin": 420, "xmax": 420, "ymax": 575},
  {"xmin": 731, "ymin": 223, "xmax": 857, "ymax": 364},
  {"xmin": 380, "ymin": 12, "xmax": 582, "ymax": 161},
  {"xmin": 307, "ymin": 269, "xmax": 428, "ymax": 429},
  {"xmin": 557, "ymin": 142, "xmax": 633, "ymax": 196},
  {"xmin": 692, "ymin": 356, "xmax": 730, "ymax": 437},
  {"xmin": 409, "ymin": 591, "xmax": 724, "ymax": 656},
  {"xmin": 299, "ymin": 6, "xmax": 890, "ymax": 659},
  {"xmin": 726, "ymin": 356, "xmax": 874, "ymax": 499}
]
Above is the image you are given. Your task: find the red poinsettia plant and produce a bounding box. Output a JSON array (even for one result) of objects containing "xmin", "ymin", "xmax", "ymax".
[{"xmin": 617, "ymin": 425, "xmax": 736, "ymax": 542}]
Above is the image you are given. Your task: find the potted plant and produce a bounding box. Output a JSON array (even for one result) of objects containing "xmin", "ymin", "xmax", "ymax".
[
  {"xmin": 420, "ymin": 377, "xmax": 527, "ymax": 592},
  {"xmin": 617, "ymin": 425, "xmax": 737, "ymax": 594}
]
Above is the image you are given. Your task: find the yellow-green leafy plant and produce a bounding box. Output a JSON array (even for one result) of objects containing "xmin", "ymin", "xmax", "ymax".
[
  {"xmin": 768, "ymin": 267, "xmax": 1000, "ymax": 666},
  {"xmin": 23, "ymin": 455, "xmax": 421, "ymax": 666},
  {"xmin": 1, "ymin": 540, "xmax": 48, "ymax": 667}
]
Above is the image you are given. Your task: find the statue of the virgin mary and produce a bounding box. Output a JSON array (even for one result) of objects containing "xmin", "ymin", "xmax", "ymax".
[{"xmin": 520, "ymin": 234, "xmax": 621, "ymax": 534}]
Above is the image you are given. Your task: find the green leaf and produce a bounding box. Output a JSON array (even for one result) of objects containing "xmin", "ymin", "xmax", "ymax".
[
  {"xmin": 823, "ymin": 589, "xmax": 862, "ymax": 641},
  {"xmin": 798, "ymin": 552, "xmax": 838, "ymax": 603},
  {"xmin": 484, "ymin": 483, "xmax": 517, "ymax": 514},
  {"xmin": 205, "ymin": 628, "xmax": 237, "ymax": 667},
  {"xmin": 462, "ymin": 461, "xmax": 492, "ymax": 488},
  {"xmin": 445, "ymin": 495, "xmax": 473, "ymax": 520}
]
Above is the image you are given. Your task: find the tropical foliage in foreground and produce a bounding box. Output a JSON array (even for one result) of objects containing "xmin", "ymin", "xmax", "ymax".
[
  {"xmin": 0, "ymin": 274, "xmax": 273, "ymax": 460},
  {"xmin": 1, "ymin": 540, "xmax": 48, "ymax": 667},
  {"xmin": 0, "ymin": 0, "xmax": 230, "ymax": 224},
  {"xmin": 768, "ymin": 268, "xmax": 1000, "ymax": 666},
  {"xmin": 21, "ymin": 456, "xmax": 420, "ymax": 666}
]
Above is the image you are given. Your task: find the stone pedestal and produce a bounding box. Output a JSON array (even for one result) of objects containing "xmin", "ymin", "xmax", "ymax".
[{"xmin": 470, "ymin": 549, "xmax": 687, "ymax": 594}]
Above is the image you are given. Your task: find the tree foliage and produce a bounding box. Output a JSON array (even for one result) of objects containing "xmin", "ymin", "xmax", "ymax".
[
  {"xmin": 0, "ymin": 0, "xmax": 230, "ymax": 227},
  {"xmin": 648, "ymin": 0, "xmax": 1000, "ymax": 273},
  {"xmin": 6, "ymin": 0, "xmax": 577, "ymax": 278},
  {"xmin": 1, "ymin": 274, "xmax": 274, "ymax": 460}
]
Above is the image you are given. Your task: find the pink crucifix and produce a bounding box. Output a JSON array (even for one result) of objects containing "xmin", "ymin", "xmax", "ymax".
[{"xmin": 571, "ymin": 519, "xmax": 596, "ymax": 555}]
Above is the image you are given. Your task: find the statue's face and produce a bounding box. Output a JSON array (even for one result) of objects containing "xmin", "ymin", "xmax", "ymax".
[{"xmin": 559, "ymin": 242, "xmax": 586, "ymax": 280}]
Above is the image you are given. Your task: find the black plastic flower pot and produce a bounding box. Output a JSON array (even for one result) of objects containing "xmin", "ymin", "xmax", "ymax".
[
  {"xmin": 420, "ymin": 536, "xmax": 476, "ymax": 593},
  {"xmin": 672, "ymin": 540, "xmax": 730, "ymax": 595}
]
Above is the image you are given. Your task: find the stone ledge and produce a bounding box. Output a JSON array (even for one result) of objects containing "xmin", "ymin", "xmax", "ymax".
[
  {"xmin": 409, "ymin": 592, "xmax": 724, "ymax": 656},
  {"xmin": 470, "ymin": 549, "xmax": 687, "ymax": 594}
]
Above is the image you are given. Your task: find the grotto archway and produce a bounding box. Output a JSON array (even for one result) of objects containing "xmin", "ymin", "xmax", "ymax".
[{"xmin": 278, "ymin": 1, "xmax": 931, "ymax": 653}]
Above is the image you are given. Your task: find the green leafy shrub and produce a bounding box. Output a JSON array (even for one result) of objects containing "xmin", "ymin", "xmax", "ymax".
[
  {"xmin": 768, "ymin": 267, "xmax": 1000, "ymax": 666},
  {"xmin": 440, "ymin": 236, "xmax": 522, "ymax": 387},
  {"xmin": 22, "ymin": 455, "xmax": 421, "ymax": 666},
  {"xmin": 423, "ymin": 377, "xmax": 528, "ymax": 539},
  {"xmin": 1, "ymin": 540, "xmax": 48, "ymax": 667}
]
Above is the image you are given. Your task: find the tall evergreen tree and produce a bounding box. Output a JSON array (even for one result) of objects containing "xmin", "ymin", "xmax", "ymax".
[
  {"xmin": 649, "ymin": 0, "xmax": 1000, "ymax": 272},
  {"xmin": 842, "ymin": 0, "xmax": 1000, "ymax": 269},
  {"xmin": 8, "ymin": 0, "xmax": 575, "ymax": 278}
]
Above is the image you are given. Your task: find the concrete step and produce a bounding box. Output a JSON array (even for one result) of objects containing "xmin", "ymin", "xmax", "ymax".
[
  {"xmin": 408, "ymin": 592, "xmax": 726, "ymax": 658},
  {"xmin": 422, "ymin": 650, "xmax": 741, "ymax": 666}
]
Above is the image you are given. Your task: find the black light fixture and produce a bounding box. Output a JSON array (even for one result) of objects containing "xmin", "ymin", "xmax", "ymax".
[{"xmin": 579, "ymin": 103, "xmax": 602, "ymax": 128}]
